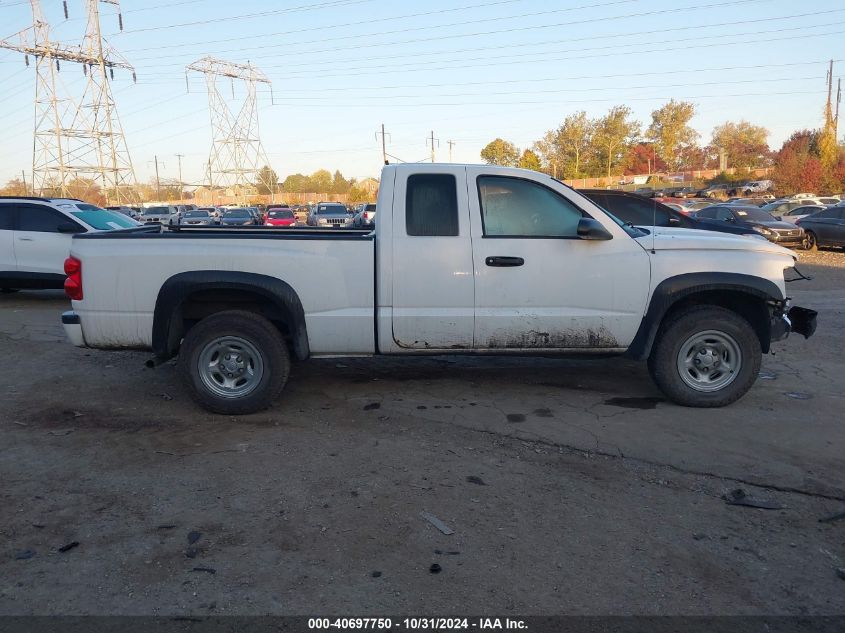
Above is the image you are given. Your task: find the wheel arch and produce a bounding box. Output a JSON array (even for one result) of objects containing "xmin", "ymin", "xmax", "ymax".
[
  {"xmin": 152, "ymin": 271, "xmax": 310, "ymax": 361},
  {"xmin": 626, "ymin": 272, "xmax": 783, "ymax": 360}
]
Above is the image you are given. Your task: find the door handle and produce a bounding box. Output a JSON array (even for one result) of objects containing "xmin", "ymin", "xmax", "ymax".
[
  {"xmin": 485, "ymin": 256, "xmax": 524, "ymax": 267},
  {"xmin": 17, "ymin": 237, "xmax": 33, "ymax": 241}
]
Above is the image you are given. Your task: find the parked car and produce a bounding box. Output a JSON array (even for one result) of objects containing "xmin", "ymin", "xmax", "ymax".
[
  {"xmin": 307, "ymin": 202, "xmax": 353, "ymax": 227},
  {"xmin": 1, "ymin": 196, "xmax": 140, "ymax": 291},
  {"xmin": 682, "ymin": 200, "xmax": 714, "ymax": 212},
  {"xmin": 60, "ymin": 164, "xmax": 816, "ymax": 414},
  {"xmin": 776, "ymin": 205, "xmax": 826, "ymax": 224},
  {"xmin": 198, "ymin": 207, "xmax": 221, "ymax": 220},
  {"xmin": 106, "ymin": 205, "xmax": 140, "ymax": 219},
  {"xmin": 265, "ymin": 207, "xmax": 297, "ymax": 227},
  {"xmin": 742, "ymin": 180, "xmax": 773, "ymax": 194},
  {"xmin": 579, "ymin": 190, "xmax": 757, "ymax": 236},
  {"xmin": 219, "ymin": 208, "xmax": 256, "ymax": 226},
  {"xmin": 179, "ymin": 209, "xmax": 216, "ymax": 226},
  {"xmin": 352, "ymin": 203, "xmax": 377, "ymax": 228},
  {"xmin": 699, "ymin": 184, "xmax": 731, "ymax": 199},
  {"xmin": 634, "ymin": 186, "xmax": 661, "ymax": 198},
  {"xmin": 139, "ymin": 205, "xmax": 179, "ymax": 225},
  {"xmin": 795, "ymin": 206, "xmax": 845, "ymax": 250},
  {"xmin": 671, "ymin": 187, "xmax": 698, "ymax": 198},
  {"xmin": 693, "ymin": 205, "xmax": 804, "ymax": 248}
]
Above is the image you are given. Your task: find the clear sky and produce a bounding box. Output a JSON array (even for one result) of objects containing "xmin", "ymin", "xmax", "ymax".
[{"xmin": 0, "ymin": 0, "xmax": 842, "ymax": 187}]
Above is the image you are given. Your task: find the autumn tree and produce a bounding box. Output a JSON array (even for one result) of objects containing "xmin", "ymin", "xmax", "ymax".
[
  {"xmin": 480, "ymin": 138, "xmax": 520, "ymax": 166},
  {"xmin": 0, "ymin": 178, "xmax": 28, "ymax": 196},
  {"xmin": 710, "ymin": 120, "xmax": 769, "ymax": 170},
  {"xmin": 646, "ymin": 100, "xmax": 698, "ymax": 170},
  {"xmin": 772, "ymin": 130, "xmax": 823, "ymax": 194},
  {"xmin": 256, "ymin": 165, "xmax": 279, "ymax": 195},
  {"xmin": 517, "ymin": 149, "xmax": 542, "ymax": 171},
  {"xmin": 622, "ymin": 143, "xmax": 666, "ymax": 175},
  {"xmin": 592, "ymin": 105, "xmax": 640, "ymax": 177}
]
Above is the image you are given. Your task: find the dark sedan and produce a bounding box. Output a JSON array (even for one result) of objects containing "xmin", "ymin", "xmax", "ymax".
[
  {"xmin": 579, "ymin": 190, "xmax": 757, "ymax": 236},
  {"xmin": 694, "ymin": 205, "xmax": 804, "ymax": 248},
  {"xmin": 795, "ymin": 206, "xmax": 845, "ymax": 250},
  {"xmin": 219, "ymin": 209, "xmax": 256, "ymax": 226}
]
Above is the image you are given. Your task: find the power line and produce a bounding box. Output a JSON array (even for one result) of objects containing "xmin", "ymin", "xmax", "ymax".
[
  {"xmin": 225, "ymin": 8, "xmax": 845, "ymax": 71},
  {"xmin": 113, "ymin": 0, "xmax": 375, "ymax": 35},
  {"xmin": 264, "ymin": 26, "xmax": 845, "ymax": 81},
  {"xmin": 122, "ymin": 0, "xmax": 629, "ymax": 56}
]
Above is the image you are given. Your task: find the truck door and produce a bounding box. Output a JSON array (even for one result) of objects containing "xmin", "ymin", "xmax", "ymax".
[
  {"xmin": 466, "ymin": 167, "xmax": 650, "ymax": 350},
  {"xmin": 390, "ymin": 166, "xmax": 475, "ymax": 350}
]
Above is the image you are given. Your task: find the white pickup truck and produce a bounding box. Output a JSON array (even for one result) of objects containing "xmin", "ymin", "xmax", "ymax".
[{"xmin": 61, "ymin": 164, "xmax": 816, "ymax": 414}]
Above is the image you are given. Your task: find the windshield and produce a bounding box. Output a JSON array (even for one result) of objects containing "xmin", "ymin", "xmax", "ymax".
[
  {"xmin": 269, "ymin": 210, "xmax": 294, "ymax": 218},
  {"xmin": 317, "ymin": 205, "xmax": 347, "ymax": 215},
  {"xmin": 184, "ymin": 210, "xmax": 209, "ymax": 218},
  {"xmin": 364, "ymin": 204, "xmax": 376, "ymax": 212},
  {"xmin": 143, "ymin": 207, "xmax": 168, "ymax": 215},
  {"xmin": 733, "ymin": 207, "xmax": 776, "ymax": 222},
  {"xmin": 70, "ymin": 208, "xmax": 138, "ymax": 230},
  {"xmin": 224, "ymin": 210, "xmax": 250, "ymax": 218}
]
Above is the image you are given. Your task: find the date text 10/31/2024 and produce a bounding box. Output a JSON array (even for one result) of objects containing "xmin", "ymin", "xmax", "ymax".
[{"xmin": 308, "ymin": 618, "xmax": 528, "ymax": 630}]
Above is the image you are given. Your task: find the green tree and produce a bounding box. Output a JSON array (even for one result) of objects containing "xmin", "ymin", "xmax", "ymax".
[
  {"xmin": 256, "ymin": 165, "xmax": 279, "ymax": 195},
  {"xmin": 646, "ymin": 100, "xmax": 699, "ymax": 170},
  {"xmin": 310, "ymin": 169, "xmax": 333, "ymax": 193},
  {"xmin": 331, "ymin": 170, "xmax": 350, "ymax": 194},
  {"xmin": 517, "ymin": 149, "xmax": 542, "ymax": 171},
  {"xmin": 282, "ymin": 173, "xmax": 308, "ymax": 193},
  {"xmin": 710, "ymin": 120, "xmax": 770, "ymax": 170},
  {"xmin": 592, "ymin": 105, "xmax": 641, "ymax": 177},
  {"xmin": 536, "ymin": 111, "xmax": 595, "ymax": 178},
  {"xmin": 480, "ymin": 138, "xmax": 520, "ymax": 166}
]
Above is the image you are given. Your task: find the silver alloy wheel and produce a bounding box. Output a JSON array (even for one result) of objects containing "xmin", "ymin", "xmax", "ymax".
[
  {"xmin": 676, "ymin": 329, "xmax": 742, "ymax": 392},
  {"xmin": 197, "ymin": 336, "xmax": 264, "ymax": 399}
]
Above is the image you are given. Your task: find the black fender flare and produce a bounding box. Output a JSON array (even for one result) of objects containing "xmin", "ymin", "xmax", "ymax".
[
  {"xmin": 152, "ymin": 271, "xmax": 309, "ymax": 361},
  {"xmin": 626, "ymin": 272, "xmax": 784, "ymax": 360}
]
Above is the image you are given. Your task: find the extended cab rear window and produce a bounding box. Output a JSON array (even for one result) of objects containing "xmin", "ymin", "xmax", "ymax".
[{"xmin": 406, "ymin": 174, "xmax": 458, "ymax": 236}]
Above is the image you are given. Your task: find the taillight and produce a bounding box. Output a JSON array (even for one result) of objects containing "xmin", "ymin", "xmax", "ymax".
[{"xmin": 64, "ymin": 256, "xmax": 83, "ymax": 301}]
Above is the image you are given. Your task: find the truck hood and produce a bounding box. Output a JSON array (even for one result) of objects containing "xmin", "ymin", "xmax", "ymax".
[{"xmin": 634, "ymin": 226, "xmax": 797, "ymax": 258}]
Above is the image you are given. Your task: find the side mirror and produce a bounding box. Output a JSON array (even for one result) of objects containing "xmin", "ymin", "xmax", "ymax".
[
  {"xmin": 58, "ymin": 222, "xmax": 84, "ymax": 234},
  {"xmin": 577, "ymin": 217, "xmax": 613, "ymax": 241}
]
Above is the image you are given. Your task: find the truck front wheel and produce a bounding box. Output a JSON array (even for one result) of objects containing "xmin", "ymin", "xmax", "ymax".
[
  {"xmin": 179, "ymin": 310, "xmax": 290, "ymax": 414},
  {"xmin": 648, "ymin": 306, "xmax": 761, "ymax": 407}
]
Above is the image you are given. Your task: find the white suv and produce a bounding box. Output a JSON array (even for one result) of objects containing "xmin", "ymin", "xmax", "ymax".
[
  {"xmin": 0, "ymin": 196, "xmax": 138, "ymax": 292},
  {"xmin": 139, "ymin": 205, "xmax": 179, "ymax": 225}
]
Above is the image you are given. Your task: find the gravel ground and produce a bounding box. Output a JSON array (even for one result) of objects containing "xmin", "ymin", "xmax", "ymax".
[{"xmin": 1, "ymin": 251, "xmax": 844, "ymax": 616}]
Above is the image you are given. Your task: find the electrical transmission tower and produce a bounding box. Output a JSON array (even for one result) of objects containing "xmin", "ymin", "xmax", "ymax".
[
  {"xmin": 0, "ymin": 0, "xmax": 138, "ymax": 203},
  {"xmin": 187, "ymin": 56, "xmax": 275, "ymax": 202}
]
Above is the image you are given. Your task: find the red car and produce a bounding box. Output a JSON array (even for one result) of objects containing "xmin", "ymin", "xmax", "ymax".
[{"xmin": 264, "ymin": 206, "xmax": 297, "ymax": 227}]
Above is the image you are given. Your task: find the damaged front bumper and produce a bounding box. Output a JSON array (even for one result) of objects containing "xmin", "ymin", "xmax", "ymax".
[{"xmin": 770, "ymin": 302, "xmax": 818, "ymax": 343}]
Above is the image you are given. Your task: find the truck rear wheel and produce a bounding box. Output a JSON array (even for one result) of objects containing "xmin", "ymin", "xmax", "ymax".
[
  {"xmin": 648, "ymin": 305, "xmax": 761, "ymax": 407},
  {"xmin": 179, "ymin": 310, "xmax": 290, "ymax": 415}
]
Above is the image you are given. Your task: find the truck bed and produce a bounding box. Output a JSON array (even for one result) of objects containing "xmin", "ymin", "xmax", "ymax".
[{"xmin": 71, "ymin": 226, "xmax": 376, "ymax": 355}]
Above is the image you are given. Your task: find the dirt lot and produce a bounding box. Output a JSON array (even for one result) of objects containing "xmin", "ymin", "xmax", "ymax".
[{"xmin": 1, "ymin": 251, "xmax": 844, "ymax": 616}]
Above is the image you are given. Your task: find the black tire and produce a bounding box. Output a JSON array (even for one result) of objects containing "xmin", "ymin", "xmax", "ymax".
[
  {"xmin": 178, "ymin": 309, "xmax": 290, "ymax": 415},
  {"xmin": 803, "ymin": 231, "xmax": 818, "ymax": 252},
  {"xmin": 648, "ymin": 305, "xmax": 761, "ymax": 408}
]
